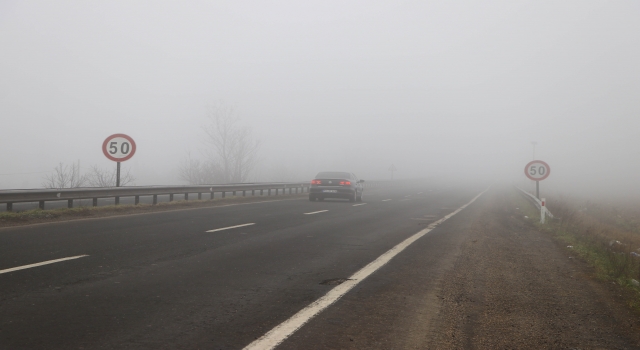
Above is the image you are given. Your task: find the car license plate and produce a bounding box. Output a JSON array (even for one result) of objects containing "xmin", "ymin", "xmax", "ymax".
[{"xmin": 323, "ymin": 190, "xmax": 338, "ymax": 193}]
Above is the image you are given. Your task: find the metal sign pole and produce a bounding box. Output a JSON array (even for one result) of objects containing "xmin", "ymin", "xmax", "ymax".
[
  {"xmin": 536, "ymin": 180, "xmax": 539, "ymax": 199},
  {"xmin": 116, "ymin": 162, "xmax": 121, "ymax": 187}
]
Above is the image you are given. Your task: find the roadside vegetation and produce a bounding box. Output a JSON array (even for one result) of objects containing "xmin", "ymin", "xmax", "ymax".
[
  {"xmin": 516, "ymin": 189, "xmax": 640, "ymax": 309},
  {"xmin": 0, "ymin": 193, "xmax": 304, "ymax": 228}
]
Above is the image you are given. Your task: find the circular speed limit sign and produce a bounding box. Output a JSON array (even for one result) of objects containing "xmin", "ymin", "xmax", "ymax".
[
  {"xmin": 102, "ymin": 134, "xmax": 136, "ymax": 162},
  {"xmin": 524, "ymin": 160, "xmax": 550, "ymax": 181}
]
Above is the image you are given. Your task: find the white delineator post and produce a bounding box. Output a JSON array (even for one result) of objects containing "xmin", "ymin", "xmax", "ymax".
[{"xmin": 540, "ymin": 198, "xmax": 546, "ymax": 224}]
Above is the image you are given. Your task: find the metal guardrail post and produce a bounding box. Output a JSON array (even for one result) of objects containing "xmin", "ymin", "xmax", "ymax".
[
  {"xmin": 68, "ymin": 199, "xmax": 73, "ymax": 208},
  {"xmin": 242, "ymin": 190, "xmax": 246, "ymax": 197},
  {"xmin": 232, "ymin": 191, "xmax": 236, "ymax": 196},
  {"xmin": 252, "ymin": 190, "xmax": 255, "ymax": 196},
  {"xmin": 169, "ymin": 194, "xmax": 174, "ymax": 202},
  {"xmin": 39, "ymin": 201, "xmax": 45, "ymax": 210},
  {"xmin": 198, "ymin": 193, "xmax": 202, "ymax": 200},
  {"xmin": 115, "ymin": 196, "xmax": 120, "ymax": 205},
  {"xmin": 210, "ymin": 192, "xmax": 214, "ymax": 200},
  {"xmin": 135, "ymin": 196, "xmax": 140, "ymax": 205},
  {"xmin": 222, "ymin": 192, "xmax": 226, "ymax": 198},
  {"xmin": 516, "ymin": 186, "xmax": 553, "ymax": 219},
  {"xmin": 185, "ymin": 193, "xmax": 188, "ymax": 201},
  {"xmin": 153, "ymin": 195, "xmax": 158, "ymax": 205},
  {"xmin": 93, "ymin": 198, "xmax": 98, "ymax": 207},
  {"xmin": 7, "ymin": 203, "xmax": 12, "ymax": 212},
  {"xmin": 260, "ymin": 189, "xmax": 264, "ymax": 196}
]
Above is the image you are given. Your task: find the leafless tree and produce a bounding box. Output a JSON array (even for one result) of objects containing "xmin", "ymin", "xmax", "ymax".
[
  {"xmin": 178, "ymin": 153, "xmax": 222, "ymax": 184},
  {"xmin": 86, "ymin": 165, "xmax": 135, "ymax": 187},
  {"xmin": 42, "ymin": 161, "xmax": 87, "ymax": 188},
  {"xmin": 202, "ymin": 103, "xmax": 260, "ymax": 183}
]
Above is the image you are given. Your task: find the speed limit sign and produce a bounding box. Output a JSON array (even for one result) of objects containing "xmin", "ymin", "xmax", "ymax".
[
  {"xmin": 102, "ymin": 134, "xmax": 136, "ymax": 162},
  {"xmin": 524, "ymin": 160, "xmax": 550, "ymax": 181}
]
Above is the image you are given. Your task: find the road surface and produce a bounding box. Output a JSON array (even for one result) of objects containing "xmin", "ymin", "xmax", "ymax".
[{"xmin": 3, "ymin": 185, "xmax": 639, "ymax": 349}]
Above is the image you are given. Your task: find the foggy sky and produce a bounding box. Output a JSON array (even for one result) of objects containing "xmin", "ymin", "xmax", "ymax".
[{"xmin": 1, "ymin": 1, "xmax": 639, "ymax": 197}]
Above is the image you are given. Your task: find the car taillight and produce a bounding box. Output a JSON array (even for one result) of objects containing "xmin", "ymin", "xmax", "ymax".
[
  {"xmin": 311, "ymin": 180, "xmax": 322, "ymax": 185},
  {"xmin": 339, "ymin": 181, "xmax": 351, "ymax": 185}
]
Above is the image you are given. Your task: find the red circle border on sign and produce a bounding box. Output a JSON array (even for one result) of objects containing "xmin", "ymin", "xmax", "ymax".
[
  {"xmin": 524, "ymin": 160, "xmax": 550, "ymax": 181},
  {"xmin": 102, "ymin": 133, "xmax": 137, "ymax": 162}
]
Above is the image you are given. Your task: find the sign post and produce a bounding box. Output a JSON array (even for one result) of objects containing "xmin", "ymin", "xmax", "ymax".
[
  {"xmin": 524, "ymin": 160, "xmax": 550, "ymax": 199},
  {"xmin": 388, "ymin": 164, "xmax": 397, "ymax": 180},
  {"xmin": 102, "ymin": 134, "xmax": 136, "ymax": 203},
  {"xmin": 524, "ymin": 160, "xmax": 551, "ymax": 224}
]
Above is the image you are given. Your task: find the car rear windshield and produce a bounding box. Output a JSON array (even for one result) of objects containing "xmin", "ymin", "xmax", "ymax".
[{"xmin": 315, "ymin": 172, "xmax": 351, "ymax": 179}]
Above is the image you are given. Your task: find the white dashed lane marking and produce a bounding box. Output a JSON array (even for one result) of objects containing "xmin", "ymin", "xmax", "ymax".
[
  {"xmin": 381, "ymin": 199, "xmax": 392, "ymax": 202},
  {"xmin": 0, "ymin": 255, "xmax": 89, "ymax": 275},
  {"xmin": 352, "ymin": 203, "xmax": 367, "ymax": 207},
  {"xmin": 206, "ymin": 223, "xmax": 255, "ymax": 232},
  {"xmin": 304, "ymin": 210, "xmax": 328, "ymax": 215}
]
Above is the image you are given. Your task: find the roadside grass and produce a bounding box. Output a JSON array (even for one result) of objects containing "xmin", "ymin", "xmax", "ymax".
[
  {"xmin": 0, "ymin": 193, "xmax": 305, "ymax": 227},
  {"xmin": 514, "ymin": 189, "xmax": 640, "ymax": 310}
]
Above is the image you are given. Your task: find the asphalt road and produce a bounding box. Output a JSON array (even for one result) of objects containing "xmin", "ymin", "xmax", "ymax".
[{"xmin": 0, "ymin": 184, "xmax": 484, "ymax": 349}]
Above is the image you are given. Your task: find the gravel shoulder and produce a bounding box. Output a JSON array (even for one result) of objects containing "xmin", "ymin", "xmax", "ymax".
[
  {"xmin": 280, "ymin": 187, "xmax": 640, "ymax": 349},
  {"xmin": 428, "ymin": 188, "xmax": 640, "ymax": 349}
]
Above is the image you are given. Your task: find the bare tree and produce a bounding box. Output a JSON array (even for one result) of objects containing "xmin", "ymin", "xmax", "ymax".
[
  {"xmin": 86, "ymin": 165, "xmax": 135, "ymax": 187},
  {"xmin": 42, "ymin": 161, "xmax": 87, "ymax": 188},
  {"xmin": 179, "ymin": 153, "xmax": 222, "ymax": 184},
  {"xmin": 202, "ymin": 103, "xmax": 260, "ymax": 183}
]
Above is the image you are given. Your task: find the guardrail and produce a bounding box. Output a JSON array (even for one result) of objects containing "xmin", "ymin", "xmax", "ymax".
[
  {"xmin": 0, "ymin": 182, "xmax": 311, "ymax": 212},
  {"xmin": 0, "ymin": 179, "xmax": 399, "ymax": 212},
  {"xmin": 516, "ymin": 186, "xmax": 553, "ymax": 219}
]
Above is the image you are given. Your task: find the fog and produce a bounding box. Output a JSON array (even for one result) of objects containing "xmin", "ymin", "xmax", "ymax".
[{"xmin": 1, "ymin": 1, "xmax": 639, "ymax": 198}]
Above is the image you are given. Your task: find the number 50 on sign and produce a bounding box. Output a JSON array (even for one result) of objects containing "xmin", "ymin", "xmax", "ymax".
[
  {"xmin": 524, "ymin": 160, "xmax": 550, "ymax": 181},
  {"xmin": 102, "ymin": 134, "xmax": 136, "ymax": 162}
]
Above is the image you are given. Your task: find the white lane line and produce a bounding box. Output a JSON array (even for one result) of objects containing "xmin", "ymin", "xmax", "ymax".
[
  {"xmin": 304, "ymin": 210, "xmax": 328, "ymax": 215},
  {"xmin": 352, "ymin": 203, "xmax": 367, "ymax": 207},
  {"xmin": 381, "ymin": 199, "xmax": 392, "ymax": 202},
  {"xmin": 0, "ymin": 255, "xmax": 89, "ymax": 275},
  {"xmin": 243, "ymin": 188, "xmax": 489, "ymax": 350},
  {"xmin": 206, "ymin": 223, "xmax": 255, "ymax": 232}
]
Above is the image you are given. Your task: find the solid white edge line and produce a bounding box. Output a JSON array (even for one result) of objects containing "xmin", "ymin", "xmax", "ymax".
[
  {"xmin": 303, "ymin": 210, "xmax": 328, "ymax": 215},
  {"xmin": 352, "ymin": 203, "xmax": 367, "ymax": 207},
  {"xmin": 243, "ymin": 188, "xmax": 489, "ymax": 350},
  {"xmin": 0, "ymin": 255, "xmax": 89, "ymax": 275},
  {"xmin": 206, "ymin": 223, "xmax": 255, "ymax": 232},
  {"xmin": 381, "ymin": 199, "xmax": 392, "ymax": 202}
]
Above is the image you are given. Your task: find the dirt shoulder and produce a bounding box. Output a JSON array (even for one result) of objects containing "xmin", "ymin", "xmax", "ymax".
[
  {"xmin": 0, "ymin": 193, "xmax": 306, "ymax": 229},
  {"xmin": 427, "ymin": 188, "xmax": 640, "ymax": 349}
]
